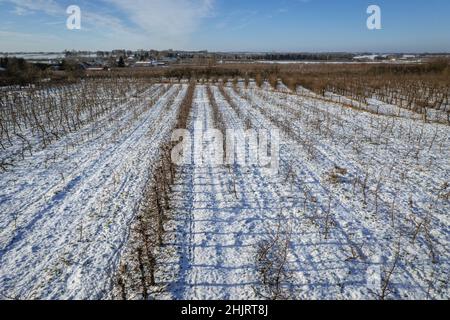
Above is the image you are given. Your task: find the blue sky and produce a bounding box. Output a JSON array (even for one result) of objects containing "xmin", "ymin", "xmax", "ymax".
[{"xmin": 0, "ymin": 0, "xmax": 449, "ymax": 52}]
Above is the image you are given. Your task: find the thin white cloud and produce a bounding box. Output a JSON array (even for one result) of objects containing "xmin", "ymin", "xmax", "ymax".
[
  {"xmin": 11, "ymin": 6, "xmax": 31, "ymax": 16},
  {"xmin": 1, "ymin": 0, "xmax": 216, "ymax": 50},
  {"xmin": 104, "ymin": 0, "xmax": 214, "ymax": 39},
  {"xmin": 1, "ymin": 0, "xmax": 63, "ymax": 15},
  {"xmin": 2, "ymin": 0, "xmax": 131, "ymax": 33}
]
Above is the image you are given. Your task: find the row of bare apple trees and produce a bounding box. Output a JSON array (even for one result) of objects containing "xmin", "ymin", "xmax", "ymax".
[
  {"xmin": 279, "ymin": 74, "xmax": 450, "ymax": 123},
  {"xmin": 0, "ymin": 78, "xmax": 154, "ymax": 171},
  {"xmin": 113, "ymin": 82, "xmax": 195, "ymax": 300}
]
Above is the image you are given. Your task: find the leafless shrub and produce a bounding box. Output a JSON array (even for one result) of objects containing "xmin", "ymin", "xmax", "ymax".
[
  {"xmin": 437, "ymin": 182, "xmax": 450, "ymax": 201},
  {"xmin": 232, "ymin": 77, "xmax": 239, "ymax": 90},
  {"xmin": 135, "ymin": 247, "xmax": 148, "ymax": 299},
  {"xmin": 374, "ymin": 174, "xmax": 383, "ymax": 215},
  {"xmin": 390, "ymin": 196, "xmax": 397, "ymax": 227},
  {"xmin": 255, "ymin": 74, "xmax": 264, "ymax": 88},
  {"xmin": 268, "ymin": 74, "xmax": 278, "ymax": 90},
  {"xmin": 244, "ymin": 75, "xmax": 250, "ymax": 89},
  {"xmin": 116, "ymin": 263, "xmax": 128, "ymax": 300},
  {"xmin": 380, "ymin": 240, "xmax": 401, "ymax": 300},
  {"xmin": 255, "ymin": 217, "xmax": 292, "ymax": 300},
  {"xmin": 323, "ymin": 196, "xmax": 334, "ymax": 240},
  {"xmin": 326, "ymin": 165, "xmax": 348, "ymax": 184}
]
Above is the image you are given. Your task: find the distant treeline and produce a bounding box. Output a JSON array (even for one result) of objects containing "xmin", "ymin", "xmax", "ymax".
[
  {"xmin": 0, "ymin": 57, "xmax": 89, "ymax": 86},
  {"xmin": 0, "ymin": 57, "xmax": 46, "ymax": 86},
  {"xmin": 1, "ymin": 56, "xmax": 449, "ymax": 87},
  {"xmin": 95, "ymin": 59, "xmax": 449, "ymax": 80},
  {"xmin": 368, "ymin": 58, "xmax": 450, "ymax": 75},
  {"xmin": 232, "ymin": 52, "xmax": 356, "ymax": 61}
]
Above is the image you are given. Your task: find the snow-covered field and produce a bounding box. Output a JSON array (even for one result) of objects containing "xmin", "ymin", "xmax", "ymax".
[{"xmin": 0, "ymin": 80, "xmax": 449, "ymax": 300}]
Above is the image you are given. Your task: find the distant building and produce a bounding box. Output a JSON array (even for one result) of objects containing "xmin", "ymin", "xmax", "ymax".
[
  {"xmin": 134, "ymin": 61, "xmax": 154, "ymax": 67},
  {"xmin": 153, "ymin": 60, "xmax": 167, "ymax": 66},
  {"xmin": 160, "ymin": 57, "xmax": 177, "ymax": 64},
  {"xmin": 353, "ymin": 54, "xmax": 380, "ymax": 61},
  {"xmin": 400, "ymin": 54, "xmax": 416, "ymax": 60},
  {"xmin": 352, "ymin": 54, "xmax": 393, "ymax": 62},
  {"xmin": 79, "ymin": 61, "xmax": 109, "ymax": 71}
]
